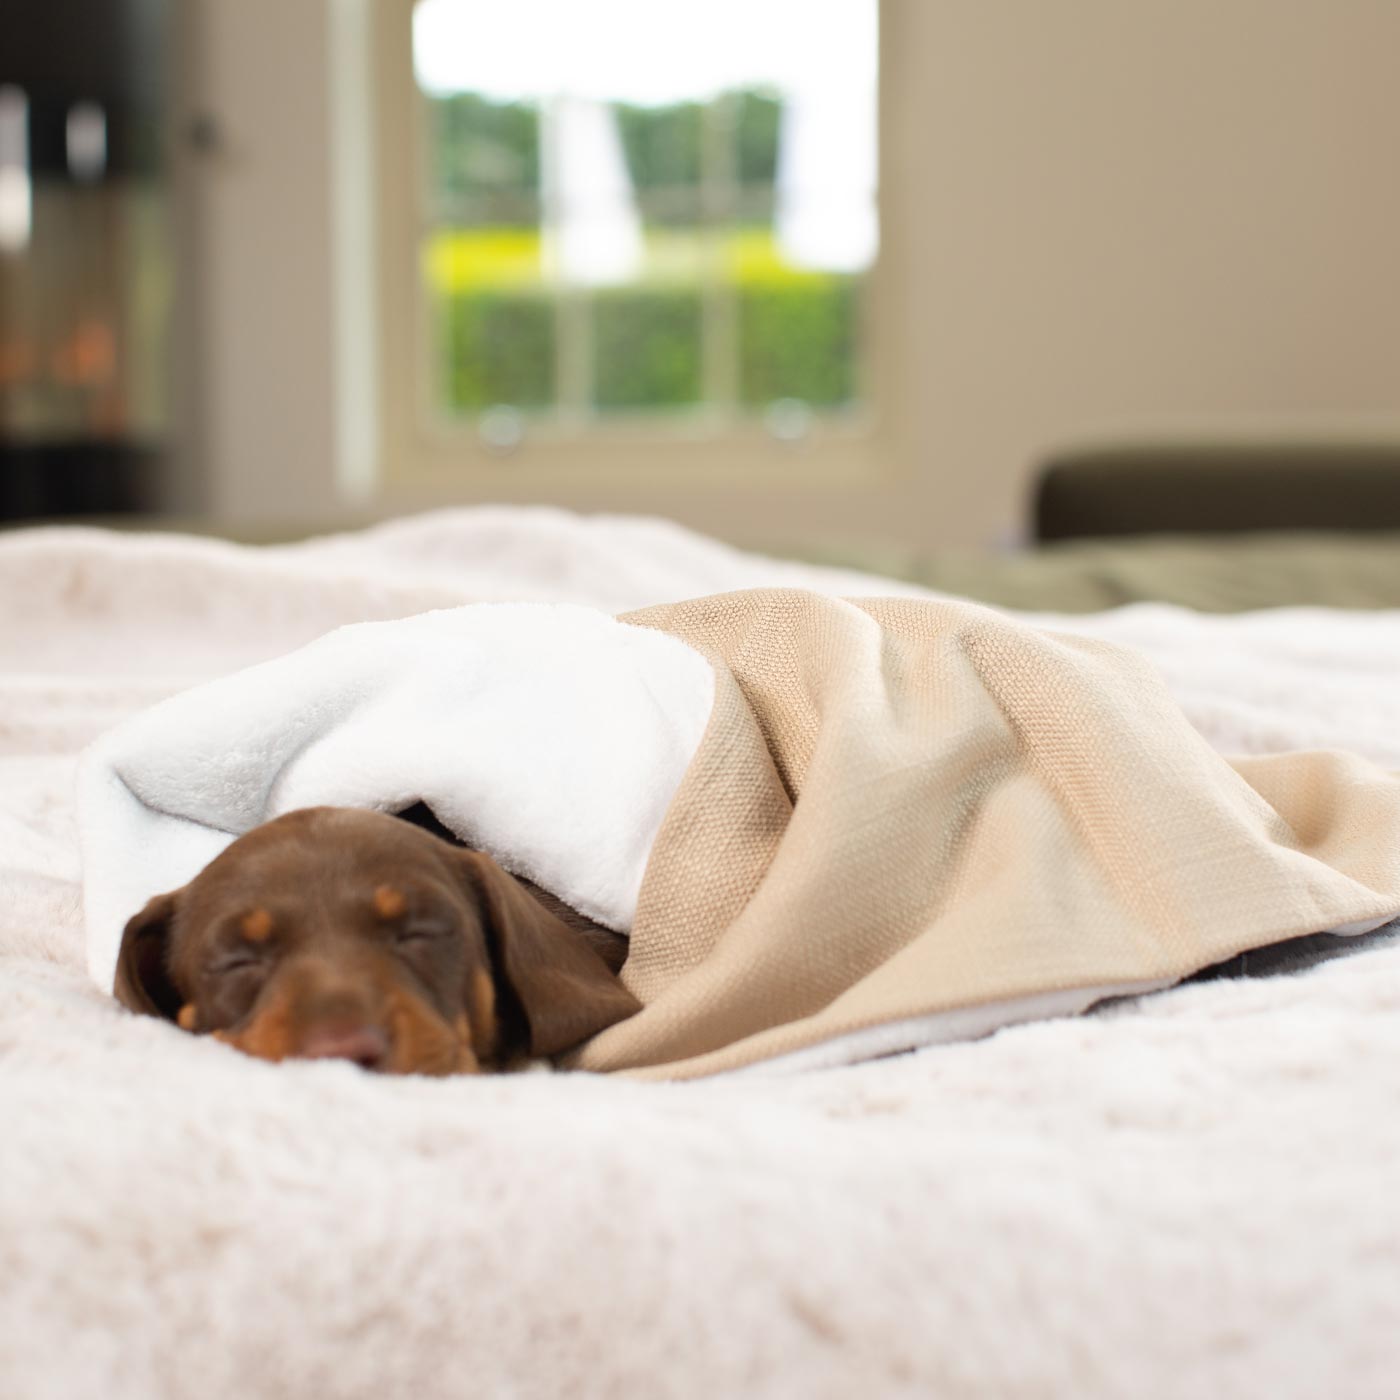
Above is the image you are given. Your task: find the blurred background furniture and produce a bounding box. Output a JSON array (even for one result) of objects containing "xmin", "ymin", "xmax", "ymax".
[
  {"xmin": 1033, "ymin": 443, "xmax": 1400, "ymax": 542},
  {"xmin": 789, "ymin": 441, "xmax": 1400, "ymax": 613},
  {"xmin": 0, "ymin": 0, "xmax": 171, "ymax": 522}
]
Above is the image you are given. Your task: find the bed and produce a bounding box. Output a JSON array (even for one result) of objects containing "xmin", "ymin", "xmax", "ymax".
[{"xmin": 4, "ymin": 506, "xmax": 1400, "ymax": 1398}]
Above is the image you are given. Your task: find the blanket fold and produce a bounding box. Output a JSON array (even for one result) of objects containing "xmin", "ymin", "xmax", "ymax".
[
  {"xmin": 80, "ymin": 588, "xmax": 1400, "ymax": 1078},
  {"xmin": 574, "ymin": 591, "xmax": 1400, "ymax": 1076}
]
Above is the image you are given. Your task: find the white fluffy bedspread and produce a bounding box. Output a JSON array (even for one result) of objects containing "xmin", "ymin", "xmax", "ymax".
[{"xmin": 5, "ymin": 507, "xmax": 1400, "ymax": 1399}]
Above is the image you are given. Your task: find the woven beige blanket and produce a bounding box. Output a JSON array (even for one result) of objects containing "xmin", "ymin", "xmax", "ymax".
[{"xmin": 572, "ymin": 590, "xmax": 1400, "ymax": 1078}]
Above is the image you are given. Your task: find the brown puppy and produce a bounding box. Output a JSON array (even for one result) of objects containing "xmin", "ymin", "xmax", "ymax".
[{"xmin": 113, "ymin": 806, "xmax": 640, "ymax": 1075}]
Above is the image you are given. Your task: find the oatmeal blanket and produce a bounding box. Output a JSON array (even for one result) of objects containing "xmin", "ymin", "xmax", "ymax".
[{"xmin": 80, "ymin": 584, "xmax": 1400, "ymax": 1078}]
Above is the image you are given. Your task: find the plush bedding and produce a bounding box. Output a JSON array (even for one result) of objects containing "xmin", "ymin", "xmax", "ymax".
[{"xmin": 5, "ymin": 508, "xmax": 1400, "ymax": 1398}]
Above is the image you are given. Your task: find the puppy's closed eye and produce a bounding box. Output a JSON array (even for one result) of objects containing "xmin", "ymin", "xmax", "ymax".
[
  {"xmin": 391, "ymin": 917, "xmax": 452, "ymax": 948},
  {"xmin": 374, "ymin": 884, "xmax": 455, "ymax": 951},
  {"xmin": 209, "ymin": 948, "xmax": 269, "ymax": 974},
  {"xmin": 201, "ymin": 949, "xmax": 274, "ymax": 1024}
]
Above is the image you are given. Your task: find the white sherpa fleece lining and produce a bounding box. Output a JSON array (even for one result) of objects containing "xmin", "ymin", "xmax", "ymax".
[{"xmin": 78, "ymin": 603, "xmax": 715, "ymax": 993}]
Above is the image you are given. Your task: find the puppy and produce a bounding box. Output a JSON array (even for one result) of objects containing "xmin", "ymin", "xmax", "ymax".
[{"xmin": 113, "ymin": 806, "xmax": 640, "ymax": 1074}]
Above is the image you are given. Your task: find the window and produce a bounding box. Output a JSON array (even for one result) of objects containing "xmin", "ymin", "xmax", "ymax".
[{"xmin": 373, "ymin": 0, "xmax": 882, "ymax": 482}]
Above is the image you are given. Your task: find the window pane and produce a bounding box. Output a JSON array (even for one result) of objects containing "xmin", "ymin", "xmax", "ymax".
[
  {"xmin": 593, "ymin": 287, "xmax": 703, "ymax": 410},
  {"xmin": 422, "ymin": 233, "xmax": 554, "ymax": 411},
  {"xmin": 426, "ymin": 94, "xmax": 542, "ymax": 234},
  {"xmin": 615, "ymin": 101, "xmax": 702, "ymax": 197},
  {"xmin": 413, "ymin": 0, "xmax": 876, "ymax": 426},
  {"xmin": 729, "ymin": 234, "xmax": 860, "ymax": 408}
]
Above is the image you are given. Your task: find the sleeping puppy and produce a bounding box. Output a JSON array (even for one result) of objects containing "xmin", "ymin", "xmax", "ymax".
[{"xmin": 113, "ymin": 806, "xmax": 640, "ymax": 1074}]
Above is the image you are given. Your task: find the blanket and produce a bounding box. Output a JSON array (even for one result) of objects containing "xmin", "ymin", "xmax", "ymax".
[
  {"xmin": 595, "ymin": 591, "xmax": 1400, "ymax": 1075},
  {"xmin": 7, "ymin": 508, "xmax": 1400, "ymax": 1399},
  {"xmin": 78, "ymin": 604, "xmax": 715, "ymax": 986},
  {"xmin": 80, "ymin": 580, "xmax": 1400, "ymax": 1080}
]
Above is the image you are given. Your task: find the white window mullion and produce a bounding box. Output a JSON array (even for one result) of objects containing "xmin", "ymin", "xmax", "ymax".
[
  {"xmin": 554, "ymin": 287, "xmax": 592, "ymax": 425},
  {"xmin": 540, "ymin": 93, "xmax": 601, "ymax": 424},
  {"xmin": 700, "ymin": 90, "xmax": 738, "ymax": 419}
]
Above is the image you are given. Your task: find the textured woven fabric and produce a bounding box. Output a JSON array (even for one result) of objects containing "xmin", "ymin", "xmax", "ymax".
[{"xmin": 571, "ymin": 590, "xmax": 1400, "ymax": 1078}]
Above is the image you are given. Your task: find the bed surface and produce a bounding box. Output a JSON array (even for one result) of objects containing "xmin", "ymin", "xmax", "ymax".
[{"xmin": 4, "ymin": 507, "xmax": 1400, "ymax": 1399}]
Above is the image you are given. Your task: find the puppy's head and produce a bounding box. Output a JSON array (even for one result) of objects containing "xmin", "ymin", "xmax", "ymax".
[{"xmin": 113, "ymin": 807, "xmax": 639, "ymax": 1075}]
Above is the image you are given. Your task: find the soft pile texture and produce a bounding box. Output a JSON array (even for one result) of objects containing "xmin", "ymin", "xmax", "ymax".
[{"xmin": 6, "ymin": 508, "xmax": 1400, "ymax": 1398}]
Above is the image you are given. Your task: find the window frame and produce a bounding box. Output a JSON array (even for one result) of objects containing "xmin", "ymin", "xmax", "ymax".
[{"xmin": 370, "ymin": 0, "xmax": 893, "ymax": 492}]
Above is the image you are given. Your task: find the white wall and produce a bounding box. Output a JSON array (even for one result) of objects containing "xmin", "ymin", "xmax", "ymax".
[
  {"xmin": 891, "ymin": 0, "xmax": 1400, "ymax": 546},
  {"xmin": 177, "ymin": 0, "xmax": 340, "ymax": 524},
  {"xmin": 181, "ymin": 0, "xmax": 1400, "ymax": 546}
]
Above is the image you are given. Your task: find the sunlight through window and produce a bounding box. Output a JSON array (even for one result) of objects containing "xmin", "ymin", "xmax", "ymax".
[{"xmin": 410, "ymin": 0, "xmax": 877, "ymax": 433}]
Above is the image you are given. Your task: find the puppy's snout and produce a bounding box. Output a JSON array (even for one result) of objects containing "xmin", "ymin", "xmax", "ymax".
[{"xmin": 298, "ymin": 1022, "xmax": 390, "ymax": 1070}]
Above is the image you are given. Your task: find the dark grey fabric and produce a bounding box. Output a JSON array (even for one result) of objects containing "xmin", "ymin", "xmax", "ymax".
[{"xmin": 1188, "ymin": 920, "xmax": 1400, "ymax": 982}]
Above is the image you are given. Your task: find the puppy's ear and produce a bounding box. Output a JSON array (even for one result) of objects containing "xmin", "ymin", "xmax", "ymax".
[
  {"xmin": 458, "ymin": 852, "xmax": 640, "ymax": 1058},
  {"xmin": 113, "ymin": 891, "xmax": 185, "ymax": 1020}
]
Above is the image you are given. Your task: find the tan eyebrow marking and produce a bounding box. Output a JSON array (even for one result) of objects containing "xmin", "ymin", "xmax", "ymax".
[
  {"xmin": 177, "ymin": 1003, "xmax": 198, "ymax": 1032},
  {"xmin": 373, "ymin": 885, "xmax": 406, "ymax": 920},
  {"xmin": 241, "ymin": 907, "xmax": 274, "ymax": 942}
]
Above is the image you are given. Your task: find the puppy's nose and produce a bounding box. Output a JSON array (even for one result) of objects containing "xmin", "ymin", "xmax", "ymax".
[{"xmin": 298, "ymin": 1023, "xmax": 389, "ymax": 1071}]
